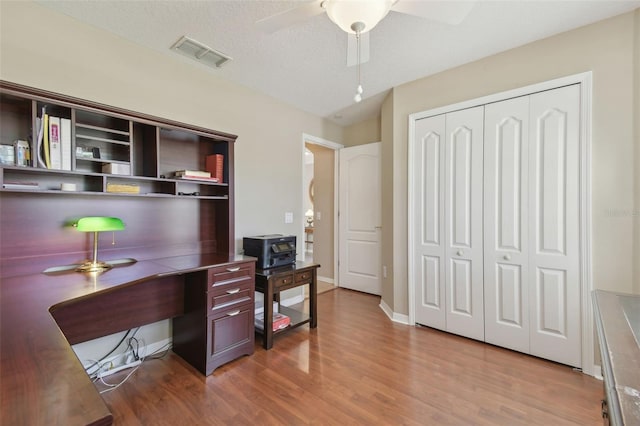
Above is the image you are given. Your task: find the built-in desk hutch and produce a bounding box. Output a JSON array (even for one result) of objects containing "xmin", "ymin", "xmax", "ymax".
[
  {"xmin": 0, "ymin": 81, "xmax": 236, "ymax": 264},
  {"xmin": 0, "ymin": 81, "xmax": 256, "ymax": 424}
]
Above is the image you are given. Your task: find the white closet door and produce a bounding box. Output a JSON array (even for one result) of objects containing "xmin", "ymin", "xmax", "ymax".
[
  {"xmin": 484, "ymin": 96, "xmax": 530, "ymax": 352},
  {"xmin": 413, "ymin": 114, "xmax": 446, "ymax": 330},
  {"xmin": 444, "ymin": 107, "xmax": 484, "ymax": 341},
  {"xmin": 529, "ymin": 84, "xmax": 581, "ymax": 367}
]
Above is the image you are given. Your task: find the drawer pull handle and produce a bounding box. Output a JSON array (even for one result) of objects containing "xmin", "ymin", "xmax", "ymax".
[
  {"xmin": 226, "ymin": 267, "xmax": 240, "ymax": 272},
  {"xmin": 227, "ymin": 310, "xmax": 241, "ymax": 317},
  {"xmin": 282, "ymin": 279, "xmax": 289, "ymax": 284},
  {"xmin": 226, "ymin": 288, "xmax": 241, "ymax": 294}
]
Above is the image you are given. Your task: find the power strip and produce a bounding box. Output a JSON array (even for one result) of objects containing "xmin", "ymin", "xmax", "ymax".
[{"xmin": 97, "ymin": 360, "xmax": 142, "ymax": 378}]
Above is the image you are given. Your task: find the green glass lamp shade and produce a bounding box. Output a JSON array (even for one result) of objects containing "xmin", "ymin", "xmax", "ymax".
[{"xmin": 74, "ymin": 216, "xmax": 125, "ymax": 232}]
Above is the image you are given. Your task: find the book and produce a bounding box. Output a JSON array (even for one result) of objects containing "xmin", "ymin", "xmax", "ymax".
[
  {"xmin": 174, "ymin": 170, "xmax": 211, "ymax": 178},
  {"xmin": 174, "ymin": 175, "xmax": 218, "ymax": 182},
  {"xmin": 60, "ymin": 118, "xmax": 72, "ymax": 171},
  {"xmin": 106, "ymin": 183, "xmax": 140, "ymax": 194},
  {"xmin": 205, "ymin": 154, "xmax": 224, "ymax": 183},
  {"xmin": 43, "ymin": 114, "xmax": 51, "ymax": 169},
  {"xmin": 48, "ymin": 116, "xmax": 61, "ymax": 169}
]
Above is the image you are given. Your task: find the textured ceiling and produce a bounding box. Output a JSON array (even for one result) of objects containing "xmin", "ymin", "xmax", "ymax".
[{"xmin": 36, "ymin": 0, "xmax": 640, "ymax": 127}]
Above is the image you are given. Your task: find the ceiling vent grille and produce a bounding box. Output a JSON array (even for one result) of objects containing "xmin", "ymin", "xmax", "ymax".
[{"xmin": 171, "ymin": 36, "xmax": 232, "ymax": 68}]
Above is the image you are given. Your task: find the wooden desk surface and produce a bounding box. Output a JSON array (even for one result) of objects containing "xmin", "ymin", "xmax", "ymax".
[{"xmin": 0, "ymin": 251, "xmax": 252, "ymax": 426}]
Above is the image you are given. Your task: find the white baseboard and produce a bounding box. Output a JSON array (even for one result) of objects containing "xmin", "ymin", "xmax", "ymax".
[
  {"xmin": 317, "ymin": 276, "xmax": 334, "ymax": 284},
  {"xmin": 280, "ymin": 294, "xmax": 305, "ymax": 306},
  {"xmin": 379, "ymin": 299, "xmax": 409, "ymax": 325},
  {"xmin": 592, "ymin": 364, "xmax": 602, "ymax": 380}
]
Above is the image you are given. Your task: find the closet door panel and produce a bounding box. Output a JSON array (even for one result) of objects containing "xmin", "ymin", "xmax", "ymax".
[
  {"xmin": 413, "ymin": 114, "xmax": 446, "ymax": 330},
  {"xmin": 484, "ymin": 96, "xmax": 530, "ymax": 352},
  {"xmin": 529, "ymin": 84, "xmax": 581, "ymax": 367},
  {"xmin": 444, "ymin": 107, "xmax": 484, "ymax": 341}
]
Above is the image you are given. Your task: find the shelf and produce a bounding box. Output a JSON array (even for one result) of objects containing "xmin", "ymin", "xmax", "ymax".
[
  {"xmin": 77, "ymin": 157, "xmax": 130, "ymax": 165},
  {"xmin": 255, "ymin": 305, "xmax": 310, "ymax": 336},
  {"xmin": 76, "ymin": 134, "xmax": 131, "ymax": 146},
  {"xmin": 76, "ymin": 122, "xmax": 130, "ymax": 137}
]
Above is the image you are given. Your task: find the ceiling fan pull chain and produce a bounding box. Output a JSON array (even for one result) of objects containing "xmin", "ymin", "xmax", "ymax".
[{"xmin": 352, "ymin": 21, "xmax": 365, "ymax": 103}]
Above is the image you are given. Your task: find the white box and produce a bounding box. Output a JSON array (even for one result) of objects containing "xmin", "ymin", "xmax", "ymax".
[{"xmin": 102, "ymin": 163, "xmax": 130, "ymax": 175}]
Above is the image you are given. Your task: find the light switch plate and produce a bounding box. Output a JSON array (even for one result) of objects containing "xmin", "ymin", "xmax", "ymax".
[{"xmin": 285, "ymin": 212, "xmax": 293, "ymax": 224}]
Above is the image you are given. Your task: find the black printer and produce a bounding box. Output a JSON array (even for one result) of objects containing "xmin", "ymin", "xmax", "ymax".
[{"xmin": 243, "ymin": 234, "xmax": 296, "ymax": 269}]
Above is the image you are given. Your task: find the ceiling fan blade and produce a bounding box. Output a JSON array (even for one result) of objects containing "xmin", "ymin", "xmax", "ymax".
[
  {"xmin": 347, "ymin": 32, "xmax": 370, "ymax": 67},
  {"xmin": 256, "ymin": 0, "xmax": 325, "ymax": 33},
  {"xmin": 391, "ymin": 0, "xmax": 476, "ymax": 25}
]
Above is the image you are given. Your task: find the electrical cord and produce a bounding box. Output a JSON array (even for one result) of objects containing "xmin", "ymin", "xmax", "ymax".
[{"xmin": 83, "ymin": 329, "xmax": 132, "ymax": 377}]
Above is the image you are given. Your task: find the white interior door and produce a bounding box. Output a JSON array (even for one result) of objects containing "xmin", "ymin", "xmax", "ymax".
[
  {"xmin": 338, "ymin": 142, "xmax": 381, "ymax": 295},
  {"xmin": 528, "ymin": 85, "xmax": 581, "ymax": 367},
  {"xmin": 413, "ymin": 114, "xmax": 446, "ymax": 329},
  {"xmin": 484, "ymin": 96, "xmax": 531, "ymax": 352},
  {"xmin": 444, "ymin": 107, "xmax": 485, "ymax": 341}
]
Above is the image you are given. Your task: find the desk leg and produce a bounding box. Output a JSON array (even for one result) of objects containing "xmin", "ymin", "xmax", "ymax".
[
  {"xmin": 264, "ymin": 280, "xmax": 274, "ymax": 350},
  {"xmin": 310, "ymin": 268, "xmax": 317, "ymax": 328}
]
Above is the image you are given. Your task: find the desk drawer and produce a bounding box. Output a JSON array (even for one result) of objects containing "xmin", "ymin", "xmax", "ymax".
[
  {"xmin": 209, "ymin": 280, "xmax": 253, "ymax": 313},
  {"xmin": 273, "ymin": 273, "xmax": 295, "ymax": 290},
  {"xmin": 295, "ymin": 269, "xmax": 313, "ymax": 284},
  {"xmin": 209, "ymin": 262, "xmax": 254, "ymax": 289}
]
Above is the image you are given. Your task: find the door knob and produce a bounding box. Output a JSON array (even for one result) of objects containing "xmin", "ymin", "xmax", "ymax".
[
  {"xmin": 456, "ymin": 250, "xmax": 463, "ymax": 256},
  {"xmin": 504, "ymin": 255, "xmax": 511, "ymax": 261}
]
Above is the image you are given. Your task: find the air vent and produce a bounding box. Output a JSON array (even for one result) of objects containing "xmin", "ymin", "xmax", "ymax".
[{"xmin": 171, "ymin": 36, "xmax": 232, "ymax": 68}]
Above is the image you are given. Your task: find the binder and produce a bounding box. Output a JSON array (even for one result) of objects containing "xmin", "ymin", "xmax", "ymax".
[
  {"xmin": 43, "ymin": 114, "xmax": 51, "ymax": 169},
  {"xmin": 60, "ymin": 118, "xmax": 72, "ymax": 170},
  {"xmin": 48, "ymin": 116, "xmax": 61, "ymax": 170}
]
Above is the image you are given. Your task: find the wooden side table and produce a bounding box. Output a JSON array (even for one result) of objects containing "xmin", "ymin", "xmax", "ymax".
[{"xmin": 254, "ymin": 261, "xmax": 319, "ymax": 349}]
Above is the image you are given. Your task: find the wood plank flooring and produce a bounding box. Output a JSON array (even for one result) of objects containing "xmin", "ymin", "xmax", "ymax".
[{"xmin": 101, "ymin": 288, "xmax": 603, "ymax": 425}]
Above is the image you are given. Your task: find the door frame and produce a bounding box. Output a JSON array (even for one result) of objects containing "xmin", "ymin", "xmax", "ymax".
[
  {"xmin": 302, "ymin": 133, "xmax": 344, "ymax": 285},
  {"xmin": 407, "ymin": 72, "xmax": 594, "ymax": 376}
]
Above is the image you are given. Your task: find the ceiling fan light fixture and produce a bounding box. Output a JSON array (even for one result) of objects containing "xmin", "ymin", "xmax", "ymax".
[{"xmin": 323, "ymin": 0, "xmax": 393, "ymax": 34}]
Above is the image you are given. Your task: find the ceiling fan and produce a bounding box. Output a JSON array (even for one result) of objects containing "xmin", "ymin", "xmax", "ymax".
[{"xmin": 256, "ymin": 0, "xmax": 476, "ymax": 102}]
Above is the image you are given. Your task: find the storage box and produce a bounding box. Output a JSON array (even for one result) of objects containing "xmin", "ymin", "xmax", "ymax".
[
  {"xmin": 102, "ymin": 163, "xmax": 131, "ymax": 175},
  {"xmin": 255, "ymin": 312, "xmax": 290, "ymax": 332}
]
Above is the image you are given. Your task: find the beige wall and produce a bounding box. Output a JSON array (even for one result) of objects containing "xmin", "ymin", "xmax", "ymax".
[
  {"xmin": 380, "ymin": 91, "xmax": 395, "ymax": 306},
  {"xmin": 634, "ymin": 9, "xmax": 640, "ymax": 294},
  {"xmin": 343, "ymin": 116, "xmax": 381, "ymax": 147},
  {"xmin": 383, "ymin": 10, "xmax": 639, "ymax": 314},
  {"xmin": 306, "ymin": 143, "xmax": 334, "ymax": 280},
  {"xmin": 0, "ymin": 1, "xmax": 343, "ymax": 357},
  {"xmin": 0, "ymin": 1, "xmax": 343, "ymax": 256}
]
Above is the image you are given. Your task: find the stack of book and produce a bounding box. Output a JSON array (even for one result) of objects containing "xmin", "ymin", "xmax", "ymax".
[{"xmin": 174, "ymin": 170, "xmax": 218, "ymax": 182}]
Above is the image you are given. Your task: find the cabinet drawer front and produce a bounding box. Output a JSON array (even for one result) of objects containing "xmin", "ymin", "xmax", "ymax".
[
  {"xmin": 273, "ymin": 273, "xmax": 295, "ymax": 289},
  {"xmin": 209, "ymin": 303, "xmax": 254, "ymax": 356},
  {"xmin": 209, "ymin": 281, "xmax": 253, "ymax": 313},
  {"xmin": 209, "ymin": 262, "xmax": 254, "ymax": 287},
  {"xmin": 295, "ymin": 269, "xmax": 313, "ymax": 284}
]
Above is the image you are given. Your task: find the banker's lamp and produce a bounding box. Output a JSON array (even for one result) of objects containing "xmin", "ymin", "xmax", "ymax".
[{"xmin": 74, "ymin": 216, "xmax": 125, "ymax": 272}]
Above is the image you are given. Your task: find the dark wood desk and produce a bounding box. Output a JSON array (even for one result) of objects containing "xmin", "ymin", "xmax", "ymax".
[
  {"xmin": 0, "ymin": 251, "xmax": 255, "ymax": 426},
  {"xmin": 254, "ymin": 261, "xmax": 319, "ymax": 350}
]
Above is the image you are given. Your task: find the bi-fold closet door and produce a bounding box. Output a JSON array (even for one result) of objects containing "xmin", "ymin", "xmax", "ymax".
[
  {"xmin": 413, "ymin": 106, "xmax": 485, "ymax": 342},
  {"xmin": 413, "ymin": 84, "xmax": 581, "ymax": 367},
  {"xmin": 484, "ymin": 85, "xmax": 581, "ymax": 367}
]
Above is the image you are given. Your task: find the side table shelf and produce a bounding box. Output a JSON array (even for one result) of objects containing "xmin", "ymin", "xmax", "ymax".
[{"xmin": 254, "ymin": 261, "xmax": 319, "ymax": 350}]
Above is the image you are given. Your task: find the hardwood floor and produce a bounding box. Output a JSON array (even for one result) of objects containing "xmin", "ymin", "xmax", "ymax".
[{"xmin": 101, "ymin": 288, "xmax": 603, "ymax": 425}]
